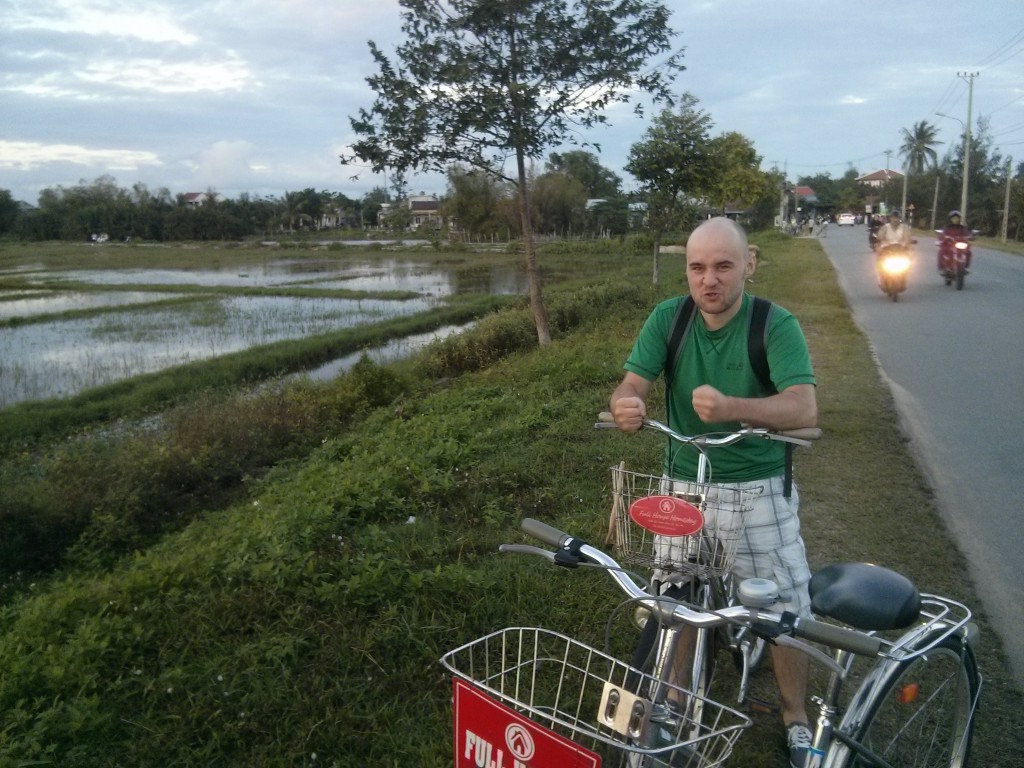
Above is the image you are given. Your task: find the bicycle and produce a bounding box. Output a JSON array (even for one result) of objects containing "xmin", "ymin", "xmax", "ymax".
[
  {"xmin": 599, "ymin": 415, "xmax": 820, "ymax": 720},
  {"xmin": 440, "ymin": 426, "xmax": 980, "ymax": 767}
]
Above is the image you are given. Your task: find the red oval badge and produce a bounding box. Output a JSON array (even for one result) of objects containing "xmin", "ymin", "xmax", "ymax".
[{"xmin": 629, "ymin": 496, "xmax": 705, "ymax": 536}]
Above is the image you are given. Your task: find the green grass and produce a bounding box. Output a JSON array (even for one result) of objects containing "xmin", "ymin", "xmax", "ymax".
[{"xmin": 0, "ymin": 234, "xmax": 1019, "ymax": 766}]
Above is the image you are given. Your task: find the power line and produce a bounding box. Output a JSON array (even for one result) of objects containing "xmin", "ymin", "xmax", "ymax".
[{"xmin": 973, "ymin": 27, "xmax": 1024, "ymax": 68}]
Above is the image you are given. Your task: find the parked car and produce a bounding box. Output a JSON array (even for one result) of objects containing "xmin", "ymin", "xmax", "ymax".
[{"xmin": 837, "ymin": 212, "xmax": 856, "ymax": 226}]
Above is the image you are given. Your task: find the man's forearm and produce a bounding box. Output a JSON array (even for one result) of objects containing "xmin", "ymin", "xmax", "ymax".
[{"xmin": 718, "ymin": 385, "xmax": 817, "ymax": 430}]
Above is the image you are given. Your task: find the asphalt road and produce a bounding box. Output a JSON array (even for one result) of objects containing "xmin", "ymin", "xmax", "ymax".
[{"xmin": 816, "ymin": 223, "xmax": 1024, "ymax": 687}]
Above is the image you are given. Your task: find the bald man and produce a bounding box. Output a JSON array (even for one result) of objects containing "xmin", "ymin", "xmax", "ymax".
[{"xmin": 609, "ymin": 217, "xmax": 818, "ymax": 768}]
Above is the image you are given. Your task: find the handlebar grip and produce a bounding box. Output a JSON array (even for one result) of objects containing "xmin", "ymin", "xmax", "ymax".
[
  {"xmin": 521, "ymin": 517, "xmax": 572, "ymax": 548},
  {"xmin": 779, "ymin": 427, "xmax": 822, "ymax": 440},
  {"xmin": 597, "ymin": 411, "xmax": 615, "ymax": 423},
  {"xmin": 794, "ymin": 617, "xmax": 883, "ymax": 656}
]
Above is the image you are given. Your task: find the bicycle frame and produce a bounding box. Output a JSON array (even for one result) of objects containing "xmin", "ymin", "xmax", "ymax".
[
  {"xmin": 489, "ymin": 519, "xmax": 980, "ymax": 768},
  {"xmin": 599, "ymin": 415, "xmax": 819, "ymax": 709}
]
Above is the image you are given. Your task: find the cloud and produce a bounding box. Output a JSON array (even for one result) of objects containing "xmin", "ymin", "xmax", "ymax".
[
  {"xmin": 0, "ymin": 141, "xmax": 163, "ymax": 171},
  {"xmin": 188, "ymin": 141, "xmax": 267, "ymax": 191},
  {"xmin": 8, "ymin": 0, "xmax": 199, "ymax": 45},
  {"xmin": 75, "ymin": 55, "xmax": 256, "ymax": 95}
]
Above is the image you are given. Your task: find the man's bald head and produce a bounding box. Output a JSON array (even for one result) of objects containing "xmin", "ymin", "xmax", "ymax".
[{"xmin": 686, "ymin": 217, "xmax": 750, "ymax": 262}]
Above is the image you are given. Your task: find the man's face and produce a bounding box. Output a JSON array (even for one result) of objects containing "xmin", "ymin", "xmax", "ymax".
[{"xmin": 685, "ymin": 230, "xmax": 751, "ymax": 322}]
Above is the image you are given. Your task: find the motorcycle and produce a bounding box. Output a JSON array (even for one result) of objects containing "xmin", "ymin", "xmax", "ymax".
[
  {"xmin": 875, "ymin": 243, "xmax": 913, "ymax": 302},
  {"xmin": 935, "ymin": 231, "xmax": 974, "ymax": 290}
]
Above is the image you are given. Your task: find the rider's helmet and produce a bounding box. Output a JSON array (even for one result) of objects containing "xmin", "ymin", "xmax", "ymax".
[
  {"xmin": 887, "ymin": 210, "xmax": 901, "ymax": 221},
  {"xmin": 948, "ymin": 210, "xmax": 962, "ymax": 225}
]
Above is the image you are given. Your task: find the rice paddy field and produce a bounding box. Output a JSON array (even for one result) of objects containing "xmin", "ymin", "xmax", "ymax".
[{"xmin": 0, "ymin": 240, "xmax": 527, "ymax": 408}]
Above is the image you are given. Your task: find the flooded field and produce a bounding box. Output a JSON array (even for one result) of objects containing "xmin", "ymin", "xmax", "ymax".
[{"xmin": 0, "ymin": 252, "xmax": 526, "ymax": 407}]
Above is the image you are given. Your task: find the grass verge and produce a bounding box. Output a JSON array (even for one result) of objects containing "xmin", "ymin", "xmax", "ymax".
[{"xmin": 0, "ymin": 234, "xmax": 1019, "ymax": 766}]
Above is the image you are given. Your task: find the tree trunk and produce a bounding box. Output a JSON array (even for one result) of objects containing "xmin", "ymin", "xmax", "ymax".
[
  {"xmin": 651, "ymin": 230, "xmax": 662, "ymax": 287},
  {"xmin": 516, "ymin": 149, "xmax": 552, "ymax": 346}
]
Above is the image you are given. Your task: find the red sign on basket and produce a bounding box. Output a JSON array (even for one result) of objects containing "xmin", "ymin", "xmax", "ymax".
[
  {"xmin": 453, "ymin": 679, "xmax": 601, "ymax": 767},
  {"xmin": 629, "ymin": 495, "xmax": 705, "ymax": 536}
]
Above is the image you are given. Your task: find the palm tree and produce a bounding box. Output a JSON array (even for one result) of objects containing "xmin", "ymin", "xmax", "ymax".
[
  {"xmin": 898, "ymin": 121, "xmax": 942, "ymax": 225},
  {"xmin": 278, "ymin": 191, "xmax": 309, "ymax": 232},
  {"xmin": 899, "ymin": 121, "xmax": 941, "ymax": 173}
]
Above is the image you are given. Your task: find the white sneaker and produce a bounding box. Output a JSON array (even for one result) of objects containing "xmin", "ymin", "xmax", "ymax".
[{"xmin": 787, "ymin": 723, "xmax": 813, "ymax": 768}]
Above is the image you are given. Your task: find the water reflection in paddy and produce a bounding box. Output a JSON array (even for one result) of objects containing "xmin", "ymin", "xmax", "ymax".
[
  {"xmin": 29, "ymin": 260, "xmax": 527, "ymax": 296},
  {"xmin": 0, "ymin": 291, "xmax": 182, "ymax": 320},
  {"xmin": 0, "ymin": 294, "xmax": 438, "ymax": 407},
  {"xmin": 1, "ymin": 257, "xmax": 527, "ymax": 407}
]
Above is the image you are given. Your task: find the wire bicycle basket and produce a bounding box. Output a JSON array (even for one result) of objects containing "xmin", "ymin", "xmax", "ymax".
[
  {"xmin": 606, "ymin": 465, "xmax": 760, "ymax": 581},
  {"xmin": 441, "ymin": 627, "xmax": 750, "ymax": 767}
]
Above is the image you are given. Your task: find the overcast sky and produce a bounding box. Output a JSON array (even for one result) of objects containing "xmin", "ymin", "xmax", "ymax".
[{"xmin": 2, "ymin": 0, "xmax": 1022, "ymax": 206}]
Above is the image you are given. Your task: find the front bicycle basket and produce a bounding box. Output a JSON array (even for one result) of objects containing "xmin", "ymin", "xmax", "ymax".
[
  {"xmin": 608, "ymin": 466, "xmax": 759, "ymax": 580},
  {"xmin": 441, "ymin": 627, "xmax": 750, "ymax": 767}
]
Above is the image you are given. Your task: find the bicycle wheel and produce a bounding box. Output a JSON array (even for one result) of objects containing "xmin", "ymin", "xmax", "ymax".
[{"xmin": 844, "ymin": 633, "xmax": 978, "ymax": 767}]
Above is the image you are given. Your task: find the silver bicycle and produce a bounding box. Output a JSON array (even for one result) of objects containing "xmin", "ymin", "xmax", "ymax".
[
  {"xmin": 441, "ymin": 425, "xmax": 980, "ymax": 767},
  {"xmin": 599, "ymin": 415, "xmax": 820, "ymax": 723}
]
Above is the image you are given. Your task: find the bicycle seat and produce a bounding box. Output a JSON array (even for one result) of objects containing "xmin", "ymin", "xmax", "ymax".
[{"xmin": 809, "ymin": 563, "xmax": 921, "ymax": 631}]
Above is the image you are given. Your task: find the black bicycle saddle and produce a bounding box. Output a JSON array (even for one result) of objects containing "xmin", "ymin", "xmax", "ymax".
[{"xmin": 809, "ymin": 562, "xmax": 921, "ymax": 631}]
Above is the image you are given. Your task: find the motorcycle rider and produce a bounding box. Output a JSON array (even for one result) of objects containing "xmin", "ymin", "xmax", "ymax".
[
  {"xmin": 867, "ymin": 214, "xmax": 883, "ymax": 249},
  {"xmin": 874, "ymin": 210, "xmax": 911, "ymax": 260},
  {"xmin": 938, "ymin": 209, "xmax": 972, "ymax": 272}
]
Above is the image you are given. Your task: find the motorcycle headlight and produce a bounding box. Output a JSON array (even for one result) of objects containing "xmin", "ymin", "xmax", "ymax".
[
  {"xmin": 881, "ymin": 255, "xmax": 912, "ymax": 274},
  {"xmin": 955, "ymin": 241, "xmax": 969, "ymax": 250}
]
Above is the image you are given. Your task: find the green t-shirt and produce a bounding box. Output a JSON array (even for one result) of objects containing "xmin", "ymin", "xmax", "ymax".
[{"xmin": 623, "ymin": 293, "xmax": 816, "ymax": 482}]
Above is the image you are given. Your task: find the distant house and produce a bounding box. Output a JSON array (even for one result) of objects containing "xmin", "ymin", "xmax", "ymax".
[
  {"xmin": 856, "ymin": 170, "xmax": 904, "ymax": 188},
  {"xmin": 793, "ymin": 185, "xmax": 818, "ymax": 205},
  {"xmin": 407, "ymin": 194, "xmax": 443, "ymax": 230},
  {"xmin": 379, "ymin": 194, "xmax": 446, "ymax": 230},
  {"xmin": 182, "ymin": 192, "xmax": 209, "ymax": 207},
  {"xmin": 318, "ymin": 208, "xmax": 358, "ymax": 229}
]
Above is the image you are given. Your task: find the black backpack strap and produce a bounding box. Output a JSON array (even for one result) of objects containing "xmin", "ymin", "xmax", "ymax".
[
  {"xmin": 747, "ymin": 297, "xmax": 794, "ymax": 499},
  {"xmin": 664, "ymin": 296, "xmax": 697, "ymax": 454},
  {"xmin": 747, "ymin": 296, "xmax": 776, "ymax": 395},
  {"xmin": 664, "ymin": 296, "xmax": 698, "ymax": 398}
]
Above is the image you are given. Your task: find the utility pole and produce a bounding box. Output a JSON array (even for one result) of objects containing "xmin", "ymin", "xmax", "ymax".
[
  {"xmin": 1002, "ymin": 156, "xmax": 1012, "ymax": 243},
  {"xmin": 958, "ymin": 71, "xmax": 979, "ymax": 224},
  {"xmin": 884, "ymin": 150, "xmax": 892, "ymax": 212}
]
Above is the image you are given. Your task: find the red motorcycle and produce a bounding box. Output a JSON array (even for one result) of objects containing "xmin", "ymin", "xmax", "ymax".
[{"xmin": 936, "ymin": 232, "xmax": 973, "ymax": 291}]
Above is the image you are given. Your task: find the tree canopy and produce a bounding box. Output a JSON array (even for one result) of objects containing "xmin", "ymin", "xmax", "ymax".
[
  {"xmin": 625, "ymin": 93, "xmax": 714, "ymax": 284},
  {"xmin": 344, "ymin": 0, "xmax": 684, "ymax": 343}
]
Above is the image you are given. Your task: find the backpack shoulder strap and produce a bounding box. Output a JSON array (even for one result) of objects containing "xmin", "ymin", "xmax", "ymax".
[
  {"xmin": 747, "ymin": 296, "xmax": 776, "ymax": 395},
  {"xmin": 664, "ymin": 296, "xmax": 697, "ymax": 427},
  {"xmin": 665, "ymin": 295, "xmax": 697, "ymax": 394},
  {"xmin": 747, "ymin": 296, "xmax": 796, "ymax": 498}
]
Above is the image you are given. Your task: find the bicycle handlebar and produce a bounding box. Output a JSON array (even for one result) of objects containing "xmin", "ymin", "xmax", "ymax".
[
  {"xmin": 507, "ymin": 517, "xmax": 883, "ymax": 658},
  {"xmin": 595, "ymin": 412, "xmax": 822, "ymax": 448}
]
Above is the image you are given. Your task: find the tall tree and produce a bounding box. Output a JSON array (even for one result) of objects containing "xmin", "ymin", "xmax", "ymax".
[
  {"xmin": 530, "ymin": 170, "xmax": 588, "ymax": 236},
  {"xmin": 898, "ymin": 120, "xmax": 941, "ymax": 223},
  {"xmin": 278, "ymin": 191, "xmax": 310, "ymax": 232},
  {"xmin": 705, "ymin": 131, "xmax": 774, "ymax": 216},
  {"xmin": 444, "ymin": 164, "xmax": 511, "ymax": 238},
  {"xmin": 0, "ymin": 190, "xmax": 20, "ymax": 236},
  {"xmin": 343, "ymin": 0, "xmax": 683, "ymax": 345},
  {"xmin": 899, "ymin": 120, "xmax": 941, "ymax": 174},
  {"xmin": 625, "ymin": 93, "xmax": 714, "ymax": 285},
  {"xmin": 546, "ymin": 150, "xmax": 622, "ymax": 199}
]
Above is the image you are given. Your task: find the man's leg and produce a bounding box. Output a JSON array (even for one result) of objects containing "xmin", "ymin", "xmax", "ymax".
[{"xmin": 771, "ymin": 643, "xmax": 809, "ymax": 726}]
